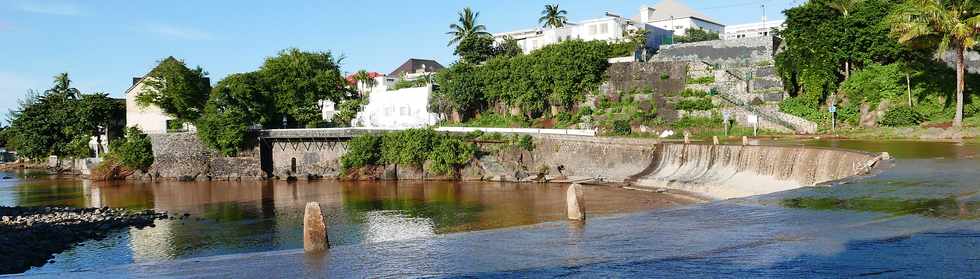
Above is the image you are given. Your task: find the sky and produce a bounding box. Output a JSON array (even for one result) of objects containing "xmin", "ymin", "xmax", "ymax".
[{"xmin": 0, "ymin": 0, "xmax": 804, "ymax": 119}]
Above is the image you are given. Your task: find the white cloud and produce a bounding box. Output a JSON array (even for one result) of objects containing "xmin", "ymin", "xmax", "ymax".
[
  {"xmin": 18, "ymin": 1, "xmax": 84, "ymax": 16},
  {"xmin": 145, "ymin": 24, "xmax": 214, "ymax": 41}
]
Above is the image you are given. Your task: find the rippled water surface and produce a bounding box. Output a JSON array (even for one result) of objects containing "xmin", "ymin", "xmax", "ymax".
[
  {"xmin": 8, "ymin": 139, "xmax": 980, "ymax": 278},
  {"xmin": 0, "ymin": 177, "xmax": 684, "ymax": 275}
]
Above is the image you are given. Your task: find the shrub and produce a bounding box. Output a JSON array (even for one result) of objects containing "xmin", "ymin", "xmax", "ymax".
[
  {"xmin": 880, "ymin": 106, "xmax": 924, "ymax": 127},
  {"xmin": 514, "ymin": 135, "xmax": 535, "ymax": 151},
  {"xmin": 672, "ymin": 116, "xmax": 723, "ymax": 129},
  {"xmin": 109, "ymin": 127, "xmax": 154, "ymax": 171},
  {"xmin": 340, "ymin": 135, "xmax": 382, "ymax": 170},
  {"xmin": 840, "ymin": 64, "xmax": 905, "ymax": 106},
  {"xmin": 675, "ymin": 98, "xmax": 715, "ymax": 111},
  {"xmin": 427, "ymin": 137, "xmax": 475, "ymax": 175},
  {"xmin": 687, "ymin": 76, "xmax": 715, "ymax": 85},
  {"xmin": 381, "ymin": 128, "xmax": 437, "ymax": 166},
  {"xmin": 680, "ymin": 88, "xmax": 708, "ymax": 97},
  {"xmin": 611, "ymin": 120, "xmax": 632, "ymax": 135}
]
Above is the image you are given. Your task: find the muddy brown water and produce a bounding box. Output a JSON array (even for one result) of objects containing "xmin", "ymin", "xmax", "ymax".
[{"xmin": 0, "ymin": 177, "xmax": 690, "ymax": 274}]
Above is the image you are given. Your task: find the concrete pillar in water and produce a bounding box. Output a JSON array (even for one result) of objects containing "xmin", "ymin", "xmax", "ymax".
[
  {"xmin": 712, "ymin": 136, "xmax": 719, "ymax": 145},
  {"xmin": 742, "ymin": 136, "xmax": 749, "ymax": 146},
  {"xmin": 566, "ymin": 183, "xmax": 586, "ymax": 221},
  {"xmin": 304, "ymin": 202, "xmax": 329, "ymax": 252}
]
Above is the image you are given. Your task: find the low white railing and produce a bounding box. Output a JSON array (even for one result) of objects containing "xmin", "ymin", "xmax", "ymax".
[{"xmin": 434, "ymin": 127, "xmax": 596, "ymax": 137}]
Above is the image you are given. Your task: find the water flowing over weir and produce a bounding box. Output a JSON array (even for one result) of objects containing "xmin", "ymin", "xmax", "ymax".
[{"xmin": 627, "ymin": 144, "xmax": 882, "ymax": 199}]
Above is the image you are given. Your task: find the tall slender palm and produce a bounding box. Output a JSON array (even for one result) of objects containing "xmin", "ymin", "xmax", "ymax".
[
  {"xmin": 889, "ymin": 0, "xmax": 980, "ymax": 127},
  {"xmin": 827, "ymin": 0, "xmax": 864, "ymax": 79},
  {"xmin": 539, "ymin": 4, "xmax": 568, "ymax": 28},
  {"xmin": 447, "ymin": 7, "xmax": 490, "ymax": 46}
]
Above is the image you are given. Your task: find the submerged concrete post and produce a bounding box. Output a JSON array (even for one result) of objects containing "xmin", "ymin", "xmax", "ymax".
[
  {"xmin": 304, "ymin": 202, "xmax": 328, "ymax": 252},
  {"xmin": 712, "ymin": 136, "xmax": 719, "ymax": 145},
  {"xmin": 742, "ymin": 136, "xmax": 749, "ymax": 146},
  {"xmin": 566, "ymin": 183, "xmax": 586, "ymax": 221}
]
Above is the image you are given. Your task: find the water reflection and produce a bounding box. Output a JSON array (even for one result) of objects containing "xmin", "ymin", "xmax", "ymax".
[{"xmin": 0, "ymin": 176, "xmax": 683, "ymax": 274}]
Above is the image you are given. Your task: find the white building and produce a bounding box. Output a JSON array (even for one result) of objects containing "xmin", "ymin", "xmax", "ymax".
[
  {"xmin": 125, "ymin": 76, "xmax": 191, "ymax": 134},
  {"xmin": 352, "ymin": 75, "xmax": 440, "ymax": 128},
  {"xmin": 493, "ymin": 8, "xmax": 672, "ymax": 56},
  {"xmin": 723, "ymin": 19, "xmax": 785, "ymax": 40},
  {"xmin": 640, "ymin": 0, "xmax": 724, "ymax": 36}
]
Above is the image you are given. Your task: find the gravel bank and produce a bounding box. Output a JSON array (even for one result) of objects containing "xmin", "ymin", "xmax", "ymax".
[{"xmin": 0, "ymin": 206, "xmax": 168, "ymax": 274}]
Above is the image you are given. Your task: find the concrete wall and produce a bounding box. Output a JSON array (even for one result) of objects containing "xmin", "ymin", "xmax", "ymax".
[
  {"xmin": 266, "ymin": 140, "xmax": 346, "ymax": 179},
  {"xmin": 145, "ymin": 133, "xmax": 263, "ymax": 181},
  {"xmin": 605, "ymin": 61, "xmax": 688, "ymax": 94}
]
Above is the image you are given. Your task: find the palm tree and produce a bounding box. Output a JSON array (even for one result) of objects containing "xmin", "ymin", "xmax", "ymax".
[
  {"xmin": 889, "ymin": 0, "xmax": 980, "ymax": 128},
  {"xmin": 827, "ymin": 0, "xmax": 863, "ymax": 79},
  {"xmin": 447, "ymin": 7, "xmax": 490, "ymax": 46},
  {"xmin": 46, "ymin": 73, "xmax": 80, "ymax": 99},
  {"xmin": 539, "ymin": 4, "xmax": 568, "ymax": 28}
]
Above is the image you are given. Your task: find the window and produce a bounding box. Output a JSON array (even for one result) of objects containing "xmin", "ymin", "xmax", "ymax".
[
  {"xmin": 600, "ymin": 23, "xmax": 608, "ymax": 34},
  {"xmin": 589, "ymin": 25, "xmax": 597, "ymax": 35}
]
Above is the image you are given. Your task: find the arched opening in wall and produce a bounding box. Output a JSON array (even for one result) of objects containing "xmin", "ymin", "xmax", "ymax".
[{"xmin": 291, "ymin": 158, "xmax": 297, "ymax": 173}]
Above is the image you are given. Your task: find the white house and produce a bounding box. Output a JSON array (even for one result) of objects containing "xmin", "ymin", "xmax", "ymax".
[
  {"xmin": 125, "ymin": 76, "xmax": 189, "ymax": 134},
  {"xmin": 639, "ymin": 0, "xmax": 724, "ymax": 36},
  {"xmin": 723, "ymin": 19, "xmax": 785, "ymax": 40},
  {"xmin": 351, "ymin": 75, "xmax": 440, "ymax": 128},
  {"xmin": 493, "ymin": 7, "xmax": 672, "ymax": 55}
]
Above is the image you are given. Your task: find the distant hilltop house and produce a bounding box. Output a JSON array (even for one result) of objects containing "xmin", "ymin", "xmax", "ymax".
[
  {"xmin": 723, "ymin": 19, "xmax": 785, "ymax": 40},
  {"xmin": 641, "ymin": 0, "xmax": 724, "ymax": 36},
  {"xmin": 388, "ymin": 58, "xmax": 444, "ymax": 81},
  {"xmin": 348, "ymin": 58, "xmax": 443, "ymax": 128},
  {"xmin": 124, "ymin": 60, "xmax": 208, "ymax": 134},
  {"xmin": 492, "ymin": 6, "xmax": 673, "ymax": 56}
]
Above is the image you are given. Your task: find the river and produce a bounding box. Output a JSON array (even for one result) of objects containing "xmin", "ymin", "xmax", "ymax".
[
  {"xmin": 5, "ymin": 139, "xmax": 980, "ymax": 277},
  {"xmin": 0, "ymin": 175, "xmax": 689, "ymax": 275}
]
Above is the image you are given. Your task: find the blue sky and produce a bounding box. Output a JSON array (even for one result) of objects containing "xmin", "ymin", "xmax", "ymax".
[{"xmin": 0, "ymin": 0, "xmax": 803, "ymax": 118}]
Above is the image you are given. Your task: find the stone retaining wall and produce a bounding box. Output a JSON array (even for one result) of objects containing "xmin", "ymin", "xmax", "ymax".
[{"xmin": 145, "ymin": 133, "xmax": 263, "ymax": 181}]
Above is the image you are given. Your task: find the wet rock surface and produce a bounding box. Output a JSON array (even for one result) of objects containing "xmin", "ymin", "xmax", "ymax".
[{"xmin": 0, "ymin": 206, "xmax": 168, "ymax": 275}]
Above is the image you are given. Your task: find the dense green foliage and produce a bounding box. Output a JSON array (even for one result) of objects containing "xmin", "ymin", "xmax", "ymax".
[
  {"xmin": 771, "ymin": 0, "xmax": 980, "ymax": 128},
  {"xmin": 196, "ymin": 72, "xmax": 273, "ymax": 156},
  {"xmin": 137, "ymin": 57, "xmax": 211, "ymax": 123},
  {"xmin": 880, "ymin": 106, "xmax": 925, "ymax": 126},
  {"xmin": 5, "ymin": 74, "xmax": 124, "ymax": 159},
  {"xmin": 339, "ymin": 134, "xmax": 382, "ymax": 171},
  {"xmin": 258, "ymin": 48, "xmax": 350, "ymax": 127},
  {"xmin": 339, "ymin": 129, "xmax": 476, "ymax": 175},
  {"xmin": 194, "ymin": 49, "xmax": 355, "ymax": 154},
  {"xmin": 675, "ymin": 98, "xmax": 715, "ymax": 111},
  {"xmin": 674, "ymin": 28, "xmax": 720, "ymax": 43},
  {"xmin": 108, "ymin": 127, "xmax": 154, "ymax": 171},
  {"xmin": 889, "ymin": 0, "xmax": 980, "ymax": 127},
  {"xmin": 433, "ymin": 40, "xmax": 612, "ymax": 121},
  {"xmin": 680, "ymin": 88, "xmax": 709, "ymax": 97},
  {"xmin": 455, "ymin": 35, "xmax": 496, "ymax": 64}
]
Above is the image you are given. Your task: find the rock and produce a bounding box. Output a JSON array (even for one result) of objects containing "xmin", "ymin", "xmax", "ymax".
[
  {"xmin": 303, "ymin": 202, "xmax": 328, "ymax": 252},
  {"xmin": 566, "ymin": 184, "xmax": 586, "ymax": 221}
]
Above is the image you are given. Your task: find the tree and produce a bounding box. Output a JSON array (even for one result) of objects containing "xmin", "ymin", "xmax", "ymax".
[
  {"xmin": 455, "ymin": 35, "xmax": 496, "ymax": 63},
  {"xmin": 352, "ymin": 70, "xmax": 377, "ymax": 91},
  {"xmin": 889, "ymin": 0, "xmax": 980, "ymax": 127},
  {"xmin": 674, "ymin": 28, "xmax": 720, "ymax": 43},
  {"xmin": 197, "ymin": 72, "xmax": 274, "ymax": 155},
  {"xmin": 74, "ymin": 93, "xmax": 125, "ymax": 156},
  {"xmin": 493, "ymin": 36, "xmax": 523, "ymax": 57},
  {"xmin": 258, "ymin": 48, "xmax": 351, "ymax": 127},
  {"xmin": 432, "ymin": 62, "xmax": 484, "ymax": 121},
  {"xmin": 828, "ymin": 0, "xmax": 865, "ymax": 78},
  {"xmin": 447, "ymin": 7, "xmax": 490, "ymax": 47},
  {"xmin": 137, "ymin": 57, "xmax": 211, "ymax": 123},
  {"xmin": 47, "ymin": 73, "xmax": 80, "ymax": 99},
  {"xmin": 539, "ymin": 4, "xmax": 568, "ymax": 28}
]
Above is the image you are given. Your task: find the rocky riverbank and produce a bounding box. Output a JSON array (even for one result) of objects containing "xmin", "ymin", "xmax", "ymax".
[{"xmin": 0, "ymin": 206, "xmax": 169, "ymax": 275}]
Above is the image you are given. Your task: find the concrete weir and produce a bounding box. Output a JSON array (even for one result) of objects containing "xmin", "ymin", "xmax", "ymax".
[{"xmin": 626, "ymin": 144, "xmax": 881, "ymax": 199}]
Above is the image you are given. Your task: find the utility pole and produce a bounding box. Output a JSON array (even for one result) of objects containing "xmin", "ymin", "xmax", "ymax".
[{"xmin": 762, "ymin": 3, "xmax": 767, "ymax": 36}]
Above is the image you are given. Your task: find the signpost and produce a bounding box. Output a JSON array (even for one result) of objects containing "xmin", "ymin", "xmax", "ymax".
[
  {"xmin": 722, "ymin": 112, "xmax": 731, "ymax": 137},
  {"xmin": 829, "ymin": 105, "xmax": 837, "ymax": 134}
]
